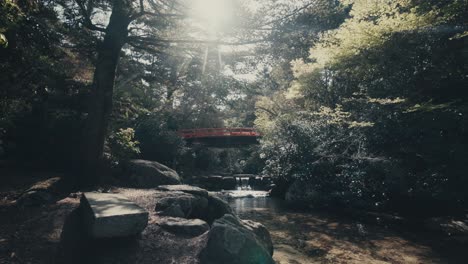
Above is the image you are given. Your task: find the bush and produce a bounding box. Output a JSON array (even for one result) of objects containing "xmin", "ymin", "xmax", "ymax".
[
  {"xmin": 107, "ymin": 127, "xmax": 140, "ymax": 163},
  {"xmin": 134, "ymin": 114, "xmax": 184, "ymax": 166}
]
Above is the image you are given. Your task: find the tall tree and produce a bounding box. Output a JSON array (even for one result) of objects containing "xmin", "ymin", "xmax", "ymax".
[{"xmin": 56, "ymin": 0, "xmax": 185, "ymax": 185}]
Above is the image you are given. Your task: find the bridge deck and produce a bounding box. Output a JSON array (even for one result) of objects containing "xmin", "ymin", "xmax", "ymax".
[
  {"xmin": 178, "ymin": 128, "xmax": 261, "ymax": 147},
  {"xmin": 178, "ymin": 128, "xmax": 260, "ymax": 139}
]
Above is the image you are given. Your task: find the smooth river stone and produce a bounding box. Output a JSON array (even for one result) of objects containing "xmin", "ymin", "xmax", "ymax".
[{"xmin": 81, "ymin": 192, "xmax": 148, "ymax": 238}]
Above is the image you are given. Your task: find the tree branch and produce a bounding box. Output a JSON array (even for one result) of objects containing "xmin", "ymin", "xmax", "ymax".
[
  {"xmin": 130, "ymin": 11, "xmax": 184, "ymax": 21},
  {"xmin": 128, "ymin": 35, "xmax": 267, "ymax": 46},
  {"xmin": 75, "ymin": 0, "xmax": 106, "ymax": 32},
  {"xmin": 126, "ymin": 40, "xmax": 166, "ymax": 54},
  {"xmin": 256, "ymin": 106, "xmax": 278, "ymax": 117},
  {"xmin": 258, "ymin": 1, "xmax": 317, "ymax": 29}
]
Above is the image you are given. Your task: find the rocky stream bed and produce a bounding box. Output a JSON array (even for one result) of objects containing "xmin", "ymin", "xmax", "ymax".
[{"xmin": 1, "ymin": 162, "xmax": 468, "ymax": 264}]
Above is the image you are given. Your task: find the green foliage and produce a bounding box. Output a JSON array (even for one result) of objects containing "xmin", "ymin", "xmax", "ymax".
[
  {"xmin": 259, "ymin": 0, "xmax": 468, "ymax": 214},
  {"xmin": 134, "ymin": 113, "xmax": 185, "ymax": 166},
  {"xmin": 0, "ymin": 0, "xmax": 88, "ymax": 169},
  {"xmin": 0, "ymin": 0, "xmax": 23, "ymax": 47},
  {"xmin": 238, "ymin": 147, "xmax": 265, "ymax": 174},
  {"xmin": 107, "ymin": 128, "xmax": 141, "ymax": 162},
  {"xmin": 260, "ymin": 107, "xmax": 366, "ymax": 182}
]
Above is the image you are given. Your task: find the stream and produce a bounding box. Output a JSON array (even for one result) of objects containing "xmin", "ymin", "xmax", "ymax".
[{"xmin": 222, "ymin": 189, "xmax": 461, "ymax": 264}]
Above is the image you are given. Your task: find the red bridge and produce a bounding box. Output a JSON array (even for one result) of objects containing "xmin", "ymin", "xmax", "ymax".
[{"xmin": 178, "ymin": 128, "xmax": 261, "ymax": 147}]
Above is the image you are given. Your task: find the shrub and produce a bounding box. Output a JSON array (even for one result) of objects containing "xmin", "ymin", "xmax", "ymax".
[
  {"xmin": 107, "ymin": 128, "xmax": 140, "ymax": 163},
  {"xmin": 134, "ymin": 114, "xmax": 184, "ymax": 166}
]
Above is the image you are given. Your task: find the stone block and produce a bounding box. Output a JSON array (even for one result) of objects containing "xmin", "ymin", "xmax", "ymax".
[{"xmin": 81, "ymin": 192, "xmax": 148, "ymax": 238}]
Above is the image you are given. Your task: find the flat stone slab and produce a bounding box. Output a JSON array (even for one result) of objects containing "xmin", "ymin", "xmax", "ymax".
[
  {"xmin": 157, "ymin": 185, "xmax": 208, "ymax": 197},
  {"xmin": 81, "ymin": 192, "xmax": 148, "ymax": 238}
]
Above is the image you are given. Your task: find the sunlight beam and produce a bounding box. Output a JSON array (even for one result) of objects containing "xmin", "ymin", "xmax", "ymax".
[{"xmin": 190, "ymin": 0, "xmax": 235, "ymax": 33}]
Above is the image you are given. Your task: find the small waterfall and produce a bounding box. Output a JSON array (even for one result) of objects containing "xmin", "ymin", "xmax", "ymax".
[
  {"xmin": 236, "ymin": 177, "xmax": 251, "ymax": 190},
  {"xmin": 221, "ymin": 175, "xmax": 269, "ymax": 198}
]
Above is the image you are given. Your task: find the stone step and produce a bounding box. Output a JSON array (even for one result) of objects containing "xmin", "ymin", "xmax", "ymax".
[{"xmin": 81, "ymin": 192, "xmax": 148, "ymax": 238}]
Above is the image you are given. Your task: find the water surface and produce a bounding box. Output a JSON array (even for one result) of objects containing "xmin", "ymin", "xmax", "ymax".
[{"xmin": 227, "ymin": 192, "xmax": 455, "ymax": 264}]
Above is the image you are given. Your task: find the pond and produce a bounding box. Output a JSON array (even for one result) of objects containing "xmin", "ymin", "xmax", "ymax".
[{"xmin": 225, "ymin": 190, "xmax": 461, "ymax": 264}]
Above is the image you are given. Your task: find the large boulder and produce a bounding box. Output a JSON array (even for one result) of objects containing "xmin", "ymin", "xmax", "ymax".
[
  {"xmin": 155, "ymin": 192, "xmax": 209, "ymax": 219},
  {"xmin": 199, "ymin": 214, "xmax": 274, "ymax": 264},
  {"xmin": 81, "ymin": 192, "xmax": 149, "ymax": 238},
  {"xmin": 156, "ymin": 217, "xmax": 209, "ymax": 237},
  {"xmin": 17, "ymin": 177, "xmax": 66, "ymax": 206},
  {"xmin": 17, "ymin": 190, "xmax": 54, "ymax": 206},
  {"xmin": 205, "ymin": 193, "xmax": 234, "ymax": 224},
  {"xmin": 155, "ymin": 188, "xmax": 233, "ymax": 225},
  {"xmin": 241, "ymin": 219, "xmax": 274, "ymax": 256},
  {"xmin": 125, "ymin": 159, "xmax": 181, "ymax": 188}
]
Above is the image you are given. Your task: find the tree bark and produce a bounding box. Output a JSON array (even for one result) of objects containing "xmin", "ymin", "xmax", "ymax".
[{"xmin": 79, "ymin": 1, "xmax": 132, "ymax": 187}]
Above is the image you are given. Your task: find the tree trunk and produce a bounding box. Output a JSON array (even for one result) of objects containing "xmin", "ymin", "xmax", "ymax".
[{"xmin": 79, "ymin": 2, "xmax": 131, "ymax": 187}]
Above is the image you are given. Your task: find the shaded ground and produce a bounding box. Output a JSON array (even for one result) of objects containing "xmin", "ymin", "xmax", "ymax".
[
  {"xmin": 58, "ymin": 188, "xmax": 208, "ymax": 264},
  {"xmin": 229, "ymin": 196, "xmax": 468, "ymax": 264},
  {"xmin": 0, "ymin": 169, "xmax": 209, "ymax": 264},
  {"xmin": 0, "ymin": 188, "xmax": 210, "ymax": 264}
]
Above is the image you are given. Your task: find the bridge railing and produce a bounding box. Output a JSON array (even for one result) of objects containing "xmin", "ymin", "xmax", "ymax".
[{"xmin": 177, "ymin": 127, "xmax": 260, "ymax": 139}]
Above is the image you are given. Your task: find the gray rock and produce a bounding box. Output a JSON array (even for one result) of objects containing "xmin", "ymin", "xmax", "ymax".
[
  {"xmin": 158, "ymin": 184, "xmax": 208, "ymax": 197},
  {"xmin": 242, "ymin": 219, "xmax": 274, "ymax": 256},
  {"xmin": 27, "ymin": 177, "xmax": 63, "ymax": 193},
  {"xmin": 17, "ymin": 177, "xmax": 65, "ymax": 206},
  {"xmin": 154, "ymin": 190, "xmax": 233, "ymax": 225},
  {"xmin": 199, "ymin": 214, "xmax": 274, "ymax": 264},
  {"xmin": 125, "ymin": 159, "xmax": 181, "ymax": 188},
  {"xmin": 17, "ymin": 190, "xmax": 54, "ymax": 206},
  {"xmin": 158, "ymin": 203, "xmax": 186, "ymax": 218},
  {"xmin": 205, "ymin": 193, "xmax": 234, "ymax": 224},
  {"xmin": 81, "ymin": 192, "xmax": 148, "ymax": 238},
  {"xmin": 155, "ymin": 192, "xmax": 209, "ymax": 219},
  {"xmin": 157, "ymin": 217, "xmax": 209, "ymax": 236}
]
